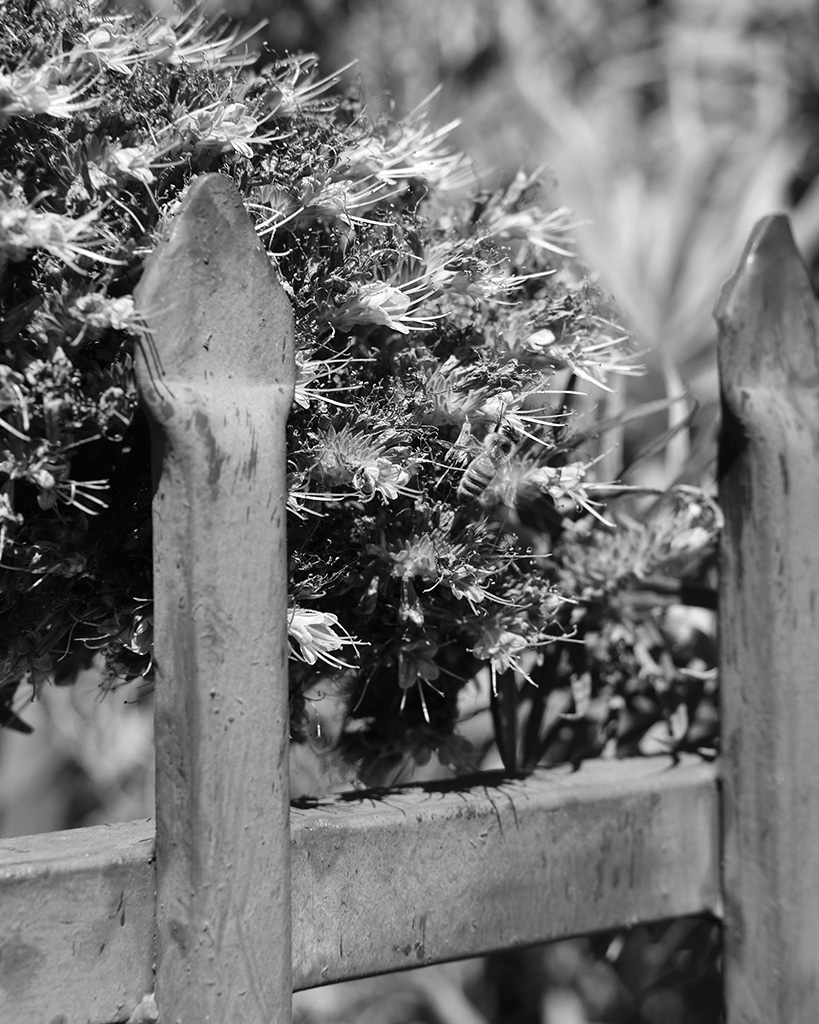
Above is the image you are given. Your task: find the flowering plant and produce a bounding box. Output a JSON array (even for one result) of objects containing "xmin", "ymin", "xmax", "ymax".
[{"xmin": 0, "ymin": 0, "xmax": 720, "ymax": 784}]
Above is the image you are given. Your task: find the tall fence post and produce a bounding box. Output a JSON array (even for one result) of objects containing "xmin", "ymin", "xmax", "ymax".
[
  {"xmin": 135, "ymin": 174, "xmax": 295, "ymax": 1023},
  {"xmin": 716, "ymin": 215, "xmax": 819, "ymax": 1021}
]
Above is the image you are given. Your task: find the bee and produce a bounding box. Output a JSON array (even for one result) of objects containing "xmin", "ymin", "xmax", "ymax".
[{"xmin": 457, "ymin": 422, "xmax": 520, "ymax": 503}]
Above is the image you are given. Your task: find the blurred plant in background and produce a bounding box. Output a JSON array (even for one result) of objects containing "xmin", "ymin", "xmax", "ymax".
[
  {"xmin": 293, "ymin": 917, "xmax": 722, "ymax": 1024},
  {"xmin": 0, "ymin": 672, "xmax": 153, "ymax": 836}
]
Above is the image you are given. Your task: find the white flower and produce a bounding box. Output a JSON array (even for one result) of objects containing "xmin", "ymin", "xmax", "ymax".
[
  {"xmin": 36, "ymin": 471, "xmax": 110, "ymax": 517},
  {"xmin": 472, "ymin": 625, "xmax": 530, "ymax": 677},
  {"xmin": 263, "ymin": 54, "xmax": 353, "ymax": 118},
  {"xmin": 69, "ymin": 294, "xmax": 138, "ymax": 333},
  {"xmin": 479, "ymin": 168, "xmax": 582, "ymax": 256},
  {"xmin": 0, "ymin": 489, "xmax": 23, "ymax": 560},
  {"xmin": 74, "ymin": 25, "xmax": 136, "ymax": 76},
  {"xmin": 173, "ymin": 102, "xmax": 262, "ymax": 159},
  {"xmin": 484, "ymin": 203, "xmax": 579, "ymax": 258},
  {"xmin": 423, "ymin": 356, "xmax": 515, "ymax": 427},
  {"xmin": 253, "ymin": 174, "xmax": 401, "ymax": 237},
  {"xmin": 0, "ymin": 365, "xmax": 31, "ymax": 442},
  {"xmin": 397, "ymin": 639, "xmax": 442, "ymax": 722},
  {"xmin": 339, "ymin": 93, "xmax": 473, "ymax": 192},
  {"xmin": 331, "ymin": 281, "xmax": 440, "ymax": 335},
  {"xmin": 517, "ymin": 455, "xmax": 615, "ymax": 527},
  {"xmin": 314, "ymin": 424, "xmax": 418, "ymax": 502},
  {"xmin": 288, "ymin": 607, "xmax": 363, "ymax": 670},
  {"xmin": 386, "ymin": 534, "xmax": 439, "ymax": 581},
  {"xmin": 445, "ymin": 564, "xmax": 494, "ymax": 613},
  {"xmin": 519, "ymin": 321, "xmax": 642, "ymax": 391},
  {"xmin": 0, "ymin": 65, "xmax": 97, "ymax": 122},
  {"xmin": 292, "ymin": 351, "xmax": 364, "ymax": 410},
  {"xmin": 139, "ymin": 10, "xmax": 259, "ymax": 70},
  {"xmin": 0, "ymin": 192, "xmax": 120, "ymax": 273},
  {"xmin": 358, "ymin": 459, "xmax": 413, "ymax": 501},
  {"xmin": 109, "ymin": 144, "xmax": 156, "ymax": 186}
]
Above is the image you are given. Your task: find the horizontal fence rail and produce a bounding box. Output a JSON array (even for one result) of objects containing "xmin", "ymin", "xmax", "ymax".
[
  {"xmin": 0, "ymin": 756, "xmax": 719, "ymax": 1023},
  {"xmin": 291, "ymin": 757, "xmax": 720, "ymax": 988}
]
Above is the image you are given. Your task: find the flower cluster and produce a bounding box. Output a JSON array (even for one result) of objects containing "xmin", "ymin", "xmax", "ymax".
[{"xmin": 0, "ymin": 0, "xmax": 718, "ymax": 778}]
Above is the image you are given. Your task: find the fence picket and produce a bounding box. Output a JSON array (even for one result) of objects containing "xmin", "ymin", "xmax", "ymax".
[
  {"xmin": 716, "ymin": 213, "xmax": 819, "ymax": 1020},
  {"xmin": 134, "ymin": 174, "xmax": 295, "ymax": 1024}
]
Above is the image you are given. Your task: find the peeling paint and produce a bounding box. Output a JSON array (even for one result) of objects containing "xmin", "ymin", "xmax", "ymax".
[
  {"xmin": 192, "ymin": 408, "xmax": 226, "ymax": 496},
  {"xmin": 168, "ymin": 919, "xmax": 190, "ymax": 956}
]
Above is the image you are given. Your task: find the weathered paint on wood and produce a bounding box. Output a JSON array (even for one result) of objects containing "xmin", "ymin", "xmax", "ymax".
[
  {"xmin": 134, "ymin": 175, "xmax": 295, "ymax": 1024},
  {"xmin": 0, "ymin": 758, "xmax": 720, "ymax": 1020},
  {"xmin": 716, "ymin": 214, "xmax": 819, "ymax": 1022},
  {"xmin": 0, "ymin": 819, "xmax": 155, "ymax": 1024},
  {"xmin": 291, "ymin": 756, "xmax": 720, "ymax": 987}
]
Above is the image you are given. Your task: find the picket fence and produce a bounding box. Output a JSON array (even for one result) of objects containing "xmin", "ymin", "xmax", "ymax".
[{"xmin": 1, "ymin": 174, "xmax": 818, "ymax": 1024}]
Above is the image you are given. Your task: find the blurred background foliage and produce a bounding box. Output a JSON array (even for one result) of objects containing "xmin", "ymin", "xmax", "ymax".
[{"xmin": 6, "ymin": 0, "xmax": 819, "ymax": 1020}]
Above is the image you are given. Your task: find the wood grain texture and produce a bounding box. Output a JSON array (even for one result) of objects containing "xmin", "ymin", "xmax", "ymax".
[
  {"xmin": 134, "ymin": 174, "xmax": 294, "ymax": 1024},
  {"xmin": 291, "ymin": 757, "xmax": 720, "ymax": 988},
  {"xmin": 0, "ymin": 759, "xmax": 718, "ymax": 1020},
  {"xmin": 0, "ymin": 820, "xmax": 155, "ymax": 1024},
  {"xmin": 716, "ymin": 214, "xmax": 819, "ymax": 1022}
]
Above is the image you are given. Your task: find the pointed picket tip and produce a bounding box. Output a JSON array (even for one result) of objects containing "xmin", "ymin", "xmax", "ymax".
[
  {"xmin": 715, "ymin": 214, "xmax": 819, "ymax": 392},
  {"xmin": 714, "ymin": 214, "xmax": 803, "ymax": 327},
  {"xmin": 134, "ymin": 173, "xmax": 294, "ymax": 401}
]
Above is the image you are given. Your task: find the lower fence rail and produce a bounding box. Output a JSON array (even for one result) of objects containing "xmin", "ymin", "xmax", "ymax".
[{"xmin": 0, "ymin": 756, "xmax": 719, "ymax": 1024}]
